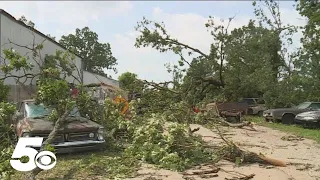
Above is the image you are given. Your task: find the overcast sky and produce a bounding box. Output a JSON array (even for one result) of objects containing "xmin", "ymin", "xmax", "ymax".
[{"xmin": 0, "ymin": 1, "xmax": 306, "ymax": 82}]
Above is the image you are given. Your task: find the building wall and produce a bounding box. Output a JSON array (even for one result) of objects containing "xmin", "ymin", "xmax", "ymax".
[
  {"xmin": 83, "ymin": 70, "xmax": 119, "ymax": 88},
  {"xmin": 0, "ymin": 12, "xmax": 83, "ymax": 102}
]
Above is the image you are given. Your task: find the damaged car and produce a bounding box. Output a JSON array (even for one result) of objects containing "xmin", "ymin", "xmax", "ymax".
[
  {"xmin": 295, "ymin": 111, "xmax": 320, "ymax": 128},
  {"xmin": 11, "ymin": 99, "xmax": 106, "ymax": 154}
]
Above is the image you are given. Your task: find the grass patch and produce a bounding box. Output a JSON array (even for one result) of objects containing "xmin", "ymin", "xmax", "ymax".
[
  {"xmin": 246, "ymin": 116, "xmax": 320, "ymax": 143},
  {"xmin": 11, "ymin": 150, "xmax": 141, "ymax": 180}
]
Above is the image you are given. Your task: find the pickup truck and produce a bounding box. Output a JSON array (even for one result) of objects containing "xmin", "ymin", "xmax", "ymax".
[{"xmin": 205, "ymin": 101, "xmax": 248, "ymax": 122}]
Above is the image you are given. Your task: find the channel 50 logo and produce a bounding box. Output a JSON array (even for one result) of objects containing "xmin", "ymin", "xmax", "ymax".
[{"xmin": 10, "ymin": 137, "xmax": 57, "ymax": 171}]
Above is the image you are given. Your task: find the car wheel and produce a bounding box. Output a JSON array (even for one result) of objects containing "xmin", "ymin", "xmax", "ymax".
[
  {"xmin": 281, "ymin": 114, "xmax": 295, "ymax": 125},
  {"xmin": 248, "ymin": 108, "xmax": 253, "ymax": 115},
  {"xmin": 257, "ymin": 111, "xmax": 263, "ymax": 117}
]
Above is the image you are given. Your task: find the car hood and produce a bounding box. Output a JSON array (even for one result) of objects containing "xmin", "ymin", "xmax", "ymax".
[
  {"xmin": 24, "ymin": 116, "xmax": 102, "ymax": 133},
  {"xmin": 296, "ymin": 111, "xmax": 320, "ymax": 117},
  {"xmin": 266, "ymin": 108, "xmax": 295, "ymax": 112}
]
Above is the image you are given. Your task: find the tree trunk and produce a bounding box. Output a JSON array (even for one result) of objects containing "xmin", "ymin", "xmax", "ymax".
[{"xmin": 26, "ymin": 109, "xmax": 69, "ymax": 180}]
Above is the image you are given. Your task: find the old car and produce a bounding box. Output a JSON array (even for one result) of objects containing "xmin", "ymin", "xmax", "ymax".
[
  {"xmin": 11, "ymin": 99, "xmax": 106, "ymax": 154},
  {"xmin": 294, "ymin": 111, "xmax": 320, "ymax": 128},
  {"xmin": 263, "ymin": 102, "xmax": 320, "ymax": 124},
  {"xmin": 239, "ymin": 98, "xmax": 266, "ymax": 116}
]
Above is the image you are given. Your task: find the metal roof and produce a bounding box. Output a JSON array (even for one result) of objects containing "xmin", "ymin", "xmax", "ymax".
[{"xmin": 0, "ymin": 9, "xmax": 84, "ymax": 60}]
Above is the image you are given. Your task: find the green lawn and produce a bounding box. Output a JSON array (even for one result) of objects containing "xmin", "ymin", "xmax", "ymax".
[{"xmin": 246, "ymin": 116, "xmax": 320, "ymax": 143}]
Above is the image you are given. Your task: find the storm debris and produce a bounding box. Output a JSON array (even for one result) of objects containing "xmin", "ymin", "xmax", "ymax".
[{"xmin": 281, "ymin": 135, "xmax": 304, "ymax": 141}]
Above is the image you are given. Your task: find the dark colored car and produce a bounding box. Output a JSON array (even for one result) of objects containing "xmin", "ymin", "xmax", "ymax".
[
  {"xmin": 11, "ymin": 99, "xmax": 106, "ymax": 154},
  {"xmin": 295, "ymin": 111, "xmax": 320, "ymax": 128},
  {"xmin": 263, "ymin": 102, "xmax": 320, "ymax": 124}
]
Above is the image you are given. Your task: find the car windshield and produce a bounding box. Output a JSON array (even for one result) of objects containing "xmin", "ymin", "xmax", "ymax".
[
  {"xmin": 25, "ymin": 103, "xmax": 81, "ymax": 118},
  {"xmin": 295, "ymin": 102, "xmax": 311, "ymax": 109},
  {"xmin": 309, "ymin": 103, "xmax": 320, "ymax": 110},
  {"xmin": 25, "ymin": 103, "xmax": 51, "ymax": 118}
]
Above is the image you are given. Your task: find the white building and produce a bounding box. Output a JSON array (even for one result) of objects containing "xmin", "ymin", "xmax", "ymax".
[
  {"xmin": 0, "ymin": 9, "xmax": 119, "ymax": 102},
  {"xmin": 83, "ymin": 70, "xmax": 119, "ymax": 88}
]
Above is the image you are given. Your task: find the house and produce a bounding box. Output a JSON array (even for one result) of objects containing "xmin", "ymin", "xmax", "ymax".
[{"xmin": 0, "ymin": 9, "xmax": 119, "ymax": 102}]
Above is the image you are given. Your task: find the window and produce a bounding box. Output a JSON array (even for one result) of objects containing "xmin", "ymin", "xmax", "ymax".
[
  {"xmin": 25, "ymin": 103, "xmax": 51, "ymax": 118},
  {"xmin": 256, "ymin": 99, "xmax": 265, "ymax": 104},
  {"xmin": 241, "ymin": 98, "xmax": 255, "ymax": 105},
  {"xmin": 309, "ymin": 103, "xmax": 320, "ymax": 110},
  {"xmin": 24, "ymin": 101, "xmax": 82, "ymax": 118},
  {"xmin": 296, "ymin": 102, "xmax": 311, "ymax": 109}
]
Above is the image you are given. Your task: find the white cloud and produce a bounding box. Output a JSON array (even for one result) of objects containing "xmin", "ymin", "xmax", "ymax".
[
  {"xmin": 152, "ymin": 8, "xmax": 253, "ymax": 54},
  {"xmin": 0, "ymin": 1, "xmax": 133, "ymax": 38},
  {"xmin": 153, "ymin": 7, "xmax": 162, "ymax": 15},
  {"xmin": 108, "ymin": 7, "xmax": 253, "ymax": 82}
]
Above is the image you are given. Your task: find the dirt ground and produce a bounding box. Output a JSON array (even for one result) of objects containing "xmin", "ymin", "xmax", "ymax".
[{"xmin": 128, "ymin": 124, "xmax": 320, "ymax": 180}]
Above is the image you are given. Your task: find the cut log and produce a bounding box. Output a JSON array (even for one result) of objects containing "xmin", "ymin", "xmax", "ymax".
[{"xmin": 258, "ymin": 154, "xmax": 287, "ymax": 167}]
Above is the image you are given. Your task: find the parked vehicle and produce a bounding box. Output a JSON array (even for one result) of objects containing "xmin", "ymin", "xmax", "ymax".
[
  {"xmin": 263, "ymin": 102, "xmax": 320, "ymax": 124},
  {"xmin": 295, "ymin": 111, "xmax": 320, "ymax": 128},
  {"xmin": 206, "ymin": 101, "xmax": 248, "ymax": 122},
  {"xmin": 239, "ymin": 98, "xmax": 266, "ymax": 116},
  {"xmin": 11, "ymin": 99, "xmax": 106, "ymax": 154}
]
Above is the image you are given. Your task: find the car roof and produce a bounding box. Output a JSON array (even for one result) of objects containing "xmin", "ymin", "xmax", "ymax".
[{"xmin": 23, "ymin": 99, "xmax": 35, "ymax": 102}]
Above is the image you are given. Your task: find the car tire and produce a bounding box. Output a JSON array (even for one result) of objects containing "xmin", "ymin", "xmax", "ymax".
[
  {"xmin": 248, "ymin": 108, "xmax": 253, "ymax": 115},
  {"xmin": 257, "ymin": 111, "xmax": 263, "ymax": 117},
  {"xmin": 281, "ymin": 114, "xmax": 295, "ymax": 125}
]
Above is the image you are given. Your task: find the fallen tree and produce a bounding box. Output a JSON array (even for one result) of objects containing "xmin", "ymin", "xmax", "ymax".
[
  {"xmin": 213, "ymin": 125, "xmax": 286, "ymax": 167},
  {"xmin": 118, "ymin": 76, "xmax": 287, "ymax": 173},
  {"xmin": 100, "ymin": 98, "xmax": 287, "ymax": 175}
]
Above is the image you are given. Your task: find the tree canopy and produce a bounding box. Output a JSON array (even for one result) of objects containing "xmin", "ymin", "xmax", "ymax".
[
  {"xmin": 59, "ymin": 27, "xmax": 118, "ymax": 76},
  {"xmin": 130, "ymin": 0, "xmax": 318, "ymax": 108}
]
